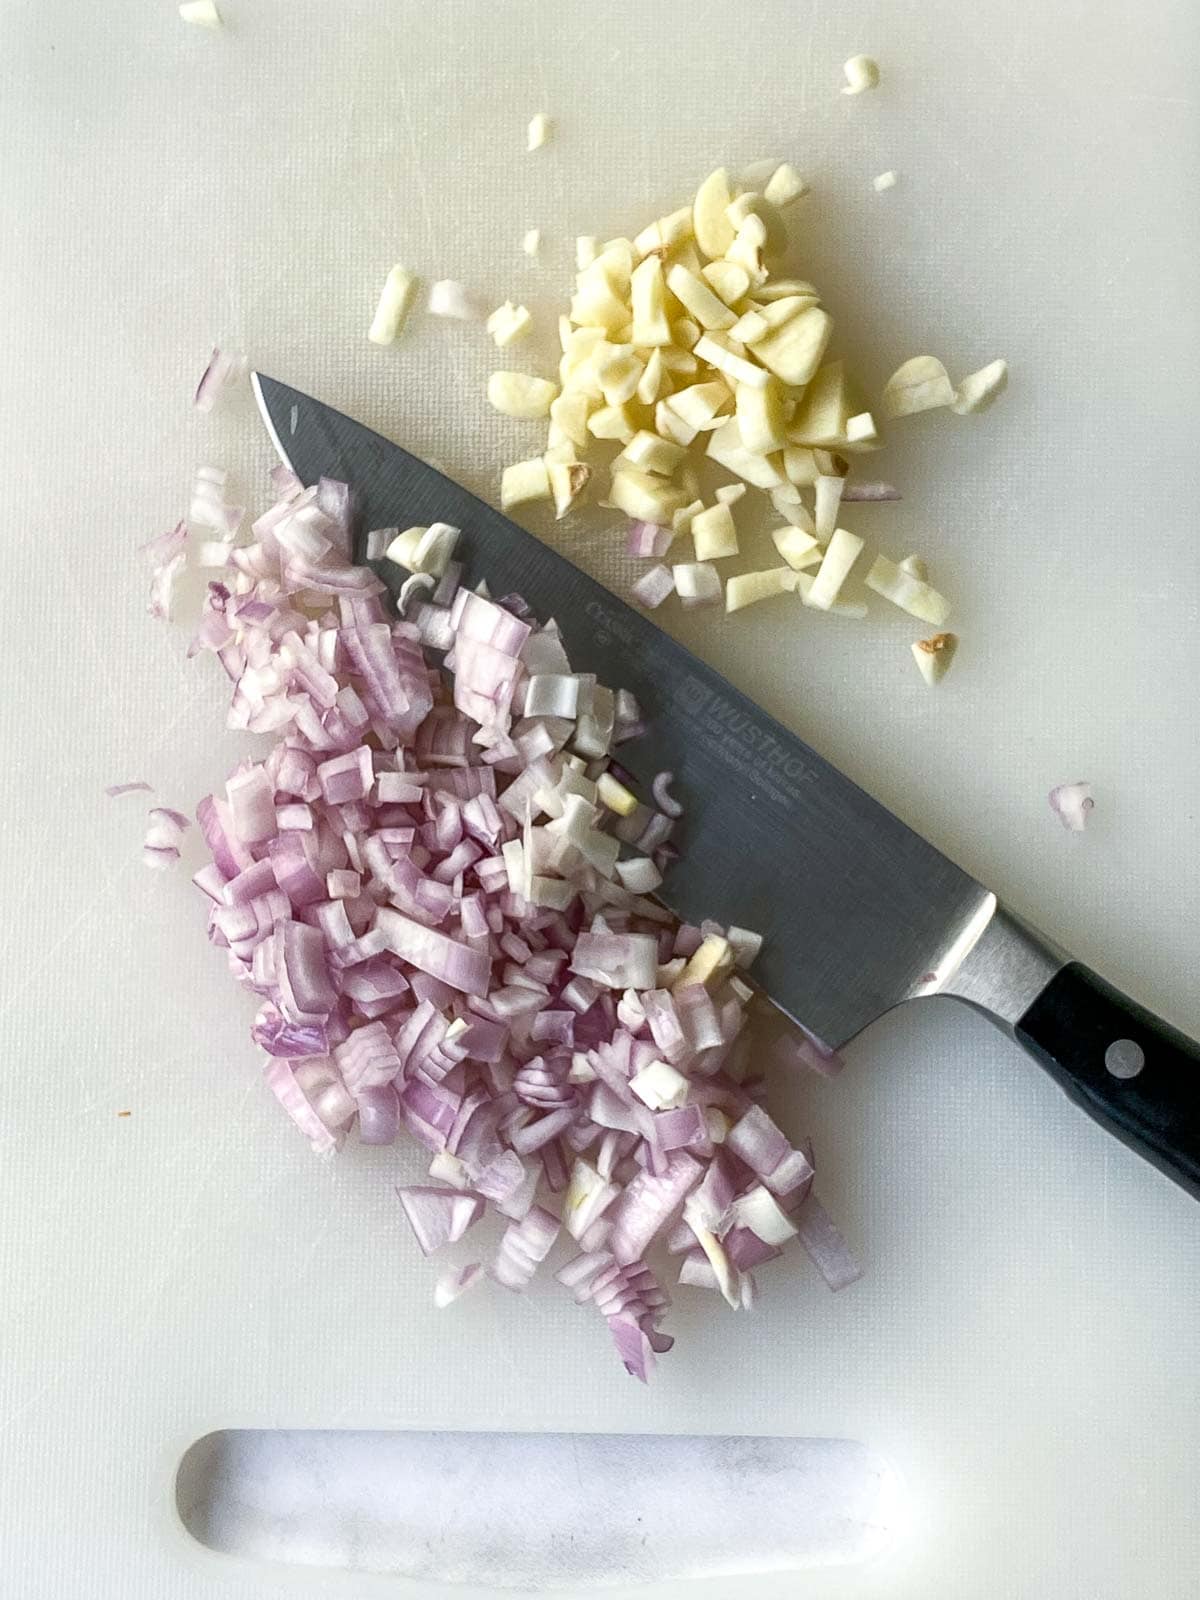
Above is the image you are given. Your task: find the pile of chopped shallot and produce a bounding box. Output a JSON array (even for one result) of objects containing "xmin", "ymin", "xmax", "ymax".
[{"xmin": 154, "ymin": 461, "xmax": 858, "ymax": 1380}]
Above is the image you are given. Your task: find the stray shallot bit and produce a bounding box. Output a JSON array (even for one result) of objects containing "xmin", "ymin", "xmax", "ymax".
[
  {"xmin": 881, "ymin": 356, "xmax": 956, "ymax": 419},
  {"xmin": 179, "ymin": 0, "xmax": 221, "ymax": 26},
  {"xmin": 141, "ymin": 520, "xmax": 187, "ymax": 621},
  {"xmin": 631, "ymin": 563, "xmax": 674, "ymax": 609},
  {"xmin": 522, "ymin": 229, "xmax": 542, "ymax": 257},
  {"xmin": 189, "ymin": 465, "xmax": 243, "ymax": 535},
  {"xmin": 142, "ymin": 807, "xmax": 189, "ymax": 871},
  {"xmin": 193, "ymin": 348, "xmax": 246, "ymax": 413},
  {"xmin": 873, "ymin": 171, "xmax": 898, "ymax": 192},
  {"xmin": 105, "ymin": 781, "xmax": 153, "ymax": 798},
  {"xmin": 842, "ymin": 481, "xmax": 900, "ymax": 502},
  {"xmin": 428, "ymin": 280, "xmax": 477, "ymax": 321},
  {"xmin": 951, "ymin": 359, "xmax": 1009, "ymax": 414},
  {"xmin": 911, "ymin": 631, "xmax": 958, "ymax": 686},
  {"xmin": 651, "ymin": 771, "xmax": 683, "ymax": 818},
  {"xmin": 434, "ymin": 1262, "xmax": 483, "ymax": 1308},
  {"xmin": 365, "ymin": 527, "xmax": 395, "ymax": 562},
  {"xmin": 396, "ymin": 1188, "xmax": 483, "ymax": 1255},
  {"xmin": 626, "ymin": 521, "xmax": 672, "ymax": 559},
  {"xmin": 794, "ymin": 1196, "xmax": 862, "ymax": 1290},
  {"xmin": 397, "ymin": 573, "xmax": 435, "ymax": 616},
  {"xmin": 526, "ymin": 112, "xmax": 551, "ymax": 152},
  {"xmin": 672, "ymin": 562, "xmax": 722, "ymax": 609},
  {"xmin": 841, "ymin": 55, "xmax": 881, "ymax": 95},
  {"xmin": 486, "ymin": 302, "xmax": 533, "ymax": 349},
  {"xmin": 368, "ymin": 266, "xmax": 416, "ymax": 345},
  {"xmin": 1049, "ymin": 783, "xmax": 1095, "ymax": 833}
]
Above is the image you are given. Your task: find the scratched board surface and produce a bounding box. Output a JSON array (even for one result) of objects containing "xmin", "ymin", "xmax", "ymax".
[{"xmin": 0, "ymin": 2, "xmax": 1198, "ymax": 1597}]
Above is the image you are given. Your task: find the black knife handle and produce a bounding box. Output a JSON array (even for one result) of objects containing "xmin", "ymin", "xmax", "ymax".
[{"xmin": 1015, "ymin": 964, "xmax": 1200, "ymax": 1200}]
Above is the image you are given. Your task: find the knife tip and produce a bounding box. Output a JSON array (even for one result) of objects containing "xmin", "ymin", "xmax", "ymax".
[{"xmin": 249, "ymin": 370, "xmax": 297, "ymax": 473}]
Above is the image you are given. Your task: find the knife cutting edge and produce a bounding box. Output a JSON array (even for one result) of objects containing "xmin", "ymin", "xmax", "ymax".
[{"xmin": 252, "ymin": 372, "xmax": 1200, "ymax": 1201}]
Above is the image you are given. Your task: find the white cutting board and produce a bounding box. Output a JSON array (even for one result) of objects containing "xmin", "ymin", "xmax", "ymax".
[{"xmin": 0, "ymin": 0, "xmax": 1197, "ymax": 1595}]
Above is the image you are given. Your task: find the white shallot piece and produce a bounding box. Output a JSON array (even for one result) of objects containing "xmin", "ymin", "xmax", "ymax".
[
  {"xmin": 1049, "ymin": 783, "xmax": 1095, "ymax": 833},
  {"xmin": 434, "ymin": 1262, "xmax": 483, "ymax": 1308},
  {"xmin": 142, "ymin": 807, "xmax": 190, "ymax": 871},
  {"xmin": 193, "ymin": 347, "xmax": 246, "ymax": 413},
  {"xmin": 873, "ymin": 171, "xmax": 897, "ymax": 192},
  {"xmin": 672, "ymin": 562, "xmax": 722, "ymax": 609},
  {"xmin": 141, "ymin": 521, "xmax": 187, "ymax": 621}
]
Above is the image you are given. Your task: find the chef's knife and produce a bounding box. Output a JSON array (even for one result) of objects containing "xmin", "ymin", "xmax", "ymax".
[{"xmin": 252, "ymin": 373, "xmax": 1200, "ymax": 1201}]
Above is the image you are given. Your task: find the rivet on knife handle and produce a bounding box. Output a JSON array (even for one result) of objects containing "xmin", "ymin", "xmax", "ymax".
[{"xmin": 1015, "ymin": 964, "xmax": 1200, "ymax": 1201}]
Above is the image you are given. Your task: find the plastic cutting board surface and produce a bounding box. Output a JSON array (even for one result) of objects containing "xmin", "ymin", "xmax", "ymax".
[{"xmin": 0, "ymin": 2, "xmax": 1197, "ymax": 1596}]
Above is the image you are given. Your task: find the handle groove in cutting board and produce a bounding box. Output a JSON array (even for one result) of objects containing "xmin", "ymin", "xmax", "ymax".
[{"xmin": 175, "ymin": 1429, "xmax": 901, "ymax": 1589}]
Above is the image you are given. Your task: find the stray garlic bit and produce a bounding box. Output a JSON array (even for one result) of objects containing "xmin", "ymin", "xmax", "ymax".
[
  {"xmin": 842, "ymin": 55, "xmax": 881, "ymax": 95},
  {"xmin": 911, "ymin": 632, "xmax": 958, "ymax": 686},
  {"xmin": 881, "ymin": 356, "xmax": 956, "ymax": 419},
  {"xmin": 501, "ymin": 458, "xmax": 551, "ymax": 511},
  {"xmin": 951, "ymin": 359, "xmax": 1009, "ymax": 414},
  {"xmin": 527, "ymin": 112, "xmax": 551, "ymax": 152},
  {"xmin": 368, "ymin": 265, "xmax": 416, "ymax": 346},
  {"xmin": 487, "ymin": 371, "xmax": 559, "ymax": 419},
  {"xmin": 873, "ymin": 170, "xmax": 897, "ymax": 192},
  {"xmin": 179, "ymin": 0, "xmax": 221, "ymax": 26},
  {"xmin": 522, "ymin": 228, "xmax": 542, "ymax": 257},
  {"xmin": 486, "ymin": 302, "xmax": 533, "ymax": 349},
  {"xmin": 764, "ymin": 163, "xmax": 809, "ymax": 207},
  {"xmin": 428, "ymin": 280, "xmax": 477, "ymax": 321}
]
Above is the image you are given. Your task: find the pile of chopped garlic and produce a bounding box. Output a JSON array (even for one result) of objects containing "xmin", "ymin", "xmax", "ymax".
[{"xmin": 482, "ymin": 165, "xmax": 1006, "ymax": 686}]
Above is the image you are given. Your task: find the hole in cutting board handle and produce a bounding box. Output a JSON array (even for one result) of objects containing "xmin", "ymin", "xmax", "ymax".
[{"xmin": 176, "ymin": 1429, "xmax": 902, "ymax": 1588}]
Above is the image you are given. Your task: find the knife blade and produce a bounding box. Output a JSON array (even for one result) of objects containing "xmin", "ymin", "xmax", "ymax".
[
  {"xmin": 252, "ymin": 372, "xmax": 992, "ymax": 1049},
  {"xmin": 251, "ymin": 373, "xmax": 1200, "ymax": 1199}
]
